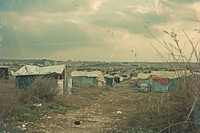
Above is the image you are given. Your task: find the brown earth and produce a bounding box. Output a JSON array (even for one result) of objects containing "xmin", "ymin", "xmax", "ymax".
[{"xmin": 18, "ymin": 81, "xmax": 147, "ymax": 133}]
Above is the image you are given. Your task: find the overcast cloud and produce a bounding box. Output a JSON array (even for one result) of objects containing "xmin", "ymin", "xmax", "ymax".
[{"xmin": 0, "ymin": 0, "xmax": 199, "ymax": 61}]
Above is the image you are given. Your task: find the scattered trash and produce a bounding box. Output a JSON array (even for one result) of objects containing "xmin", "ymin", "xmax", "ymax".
[
  {"xmin": 22, "ymin": 124, "xmax": 25, "ymax": 128},
  {"xmin": 89, "ymin": 96, "xmax": 97, "ymax": 100},
  {"xmin": 74, "ymin": 120, "xmax": 81, "ymax": 125},
  {"xmin": 101, "ymin": 92, "xmax": 109, "ymax": 96},
  {"xmin": 116, "ymin": 111, "xmax": 122, "ymax": 114},
  {"xmin": 33, "ymin": 103, "xmax": 42, "ymax": 107}
]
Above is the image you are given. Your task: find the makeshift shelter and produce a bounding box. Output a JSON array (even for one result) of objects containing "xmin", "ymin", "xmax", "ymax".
[
  {"xmin": 131, "ymin": 70, "xmax": 193, "ymax": 92},
  {"xmin": 150, "ymin": 75, "xmax": 169, "ymax": 92},
  {"xmin": 114, "ymin": 74, "xmax": 123, "ymax": 83},
  {"xmin": 104, "ymin": 74, "xmax": 115, "ymax": 87},
  {"xmin": 12, "ymin": 65, "xmax": 69, "ymax": 94},
  {"xmin": 151, "ymin": 71, "xmax": 192, "ymax": 92},
  {"xmin": 71, "ymin": 71, "xmax": 105, "ymax": 88},
  {"xmin": 135, "ymin": 73, "xmax": 151, "ymax": 86},
  {"xmin": 0, "ymin": 66, "xmax": 9, "ymax": 79}
]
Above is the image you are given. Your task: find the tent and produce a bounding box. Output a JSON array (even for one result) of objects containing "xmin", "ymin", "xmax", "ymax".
[
  {"xmin": 150, "ymin": 75, "xmax": 169, "ymax": 92},
  {"xmin": 71, "ymin": 71, "xmax": 105, "ymax": 88},
  {"xmin": 104, "ymin": 74, "xmax": 115, "ymax": 87},
  {"xmin": 12, "ymin": 65, "xmax": 68, "ymax": 94},
  {"xmin": 133, "ymin": 73, "xmax": 151, "ymax": 91},
  {"xmin": 0, "ymin": 66, "xmax": 9, "ymax": 79},
  {"xmin": 151, "ymin": 70, "xmax": 192, "ymax": 92},
  {"xmin": 132, "ymin": 70, "xmax": 193, "ymax": 92}
]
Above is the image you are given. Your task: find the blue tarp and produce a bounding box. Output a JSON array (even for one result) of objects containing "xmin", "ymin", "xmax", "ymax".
[
  {"xmin": 151, "ymin": 80, "xmax": 168, "ymax": 92},
  {"xmin": 16, "ymin": 74, "xmax": 58, "ymax": 89},
  {"xmin": 105, "ymin": 77, "xmax": 114, "ymax": 87}
]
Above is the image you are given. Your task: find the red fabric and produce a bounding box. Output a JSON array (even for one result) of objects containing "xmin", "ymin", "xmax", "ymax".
[
  {"xmin": 131, "ymin": 79, "xmax": 138, "ymax": 84},
  {"xmin": 152, "ymin": 75, "xmax": 168, "ymax": 85}
]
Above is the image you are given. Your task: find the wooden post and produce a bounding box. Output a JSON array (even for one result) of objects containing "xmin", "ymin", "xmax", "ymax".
[{"xmin": 64, "ymin": 64, "xmax": 67, "ymax": 94}]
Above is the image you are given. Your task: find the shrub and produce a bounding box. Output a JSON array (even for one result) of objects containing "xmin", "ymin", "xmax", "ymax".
[
  {"xmin": 18, "ymin": 77, "xmax": 59, "ymax": 104},
  {"xmin": 126, "ymin": 28, "xmax": 200, "ymax": 132},
  {"xmin": 0, "ymin": 79, "xmax": 18, "ymax": 127}
]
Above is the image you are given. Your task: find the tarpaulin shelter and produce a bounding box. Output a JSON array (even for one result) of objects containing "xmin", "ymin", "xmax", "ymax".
[
  {"xmin": 71, "ymin": 71, "xmax": 105, "ymax": 88},
  {"xmin": 104, "ymin": 74, "xmax": 115, "ymax": 87},
  {"xmin": 12, "ymin": 65, "xmax": 68, "ymax": 94},
  {"xmin": 150, "ymin": 70, "xmax": 192, "ymax": 92},
  {"xmin": 131, "ymin": 70, "xmax": 193, "ymax": 92},
  {"xmin": 0, "ymin": 66, "xmax": 9, "ymax": 79}
]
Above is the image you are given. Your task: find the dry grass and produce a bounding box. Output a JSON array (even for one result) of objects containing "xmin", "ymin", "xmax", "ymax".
[
  {"xmin": 18, "ymin": 77, "xmax": 59, "ymax": 104},
  {"xmin": 0, "ymin": 79, "xmax": 19, "ymax": 130},
  {"xmin": 0, "ymin": 77, "xmax": 60, "ymax": 131},
  {"xmin": 128, "ymin": 28, "xmax": 200, "ymax": 132}
]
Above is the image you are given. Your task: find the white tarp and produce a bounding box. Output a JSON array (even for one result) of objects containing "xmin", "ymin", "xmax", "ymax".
[
  {"xmin": 71, "ymin": 71, "xmax": 105, "ymax": 83},
  {"xmin": 57, "ymin": 79, "xmax": 64, "ymax": 95},
  {"xmin": 12, "ymin": 65, "xmax": 66, "ymax": 76},
  {"xmin": 72, "ymin": 71, "xmax": 103, "ymax": 78},
  {"xmin": 137, "ymin": 73, "xmax": 151, "ymax": 79},
  {"xmin": 151, "ymin": 70, "xmax": 192, "ymax": 79}
]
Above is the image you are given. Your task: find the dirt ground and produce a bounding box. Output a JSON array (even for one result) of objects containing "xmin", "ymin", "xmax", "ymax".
[{"xmin": 20, "ymin": 81, "xmax": 146, "ymax": 133}]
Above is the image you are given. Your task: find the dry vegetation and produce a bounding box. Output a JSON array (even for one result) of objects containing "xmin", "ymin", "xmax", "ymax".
[
  {"xmin": 131, "ymin": 28, "xmax": 200, "ymax": 133},
  {"xmin": 0, "ymin": 78, "xmax": 65, "ymax": 132},
  {"xmin": 0, "ymin": 76, "xmax": 199, "ymax": 132}
]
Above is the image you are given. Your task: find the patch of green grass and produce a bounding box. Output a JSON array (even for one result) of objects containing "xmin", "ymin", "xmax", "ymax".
[
  {"xmin": 47, "ymin": 102, "xmax": 80, "ymax": 114},
  {"xmin": 12, "ymin": 102, "xmax": 80, "ymax": 122}
]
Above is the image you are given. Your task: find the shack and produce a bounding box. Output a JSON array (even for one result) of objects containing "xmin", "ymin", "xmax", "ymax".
[
  {"xmin": 12, "ymin": 65, "xmax": 69, "ymax": 94},
  {"xmin": 131, "ymin": 70, "xmax": 193, "ymax": 92},
  {"xmin": 104, "ymin": 74, "xmax": 115, "ymax": 87},
  {"xmin": 71, "ymin": 71, "xmax": 105, "ymax": 88},
  {"xmin": 0, "ymin": 66, "xmax": 9, "ymax": 79}
]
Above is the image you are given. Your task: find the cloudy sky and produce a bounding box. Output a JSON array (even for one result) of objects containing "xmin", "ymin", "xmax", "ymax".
[{"xmin": 0, "ymin": 0, "xmax": 199, "ymax": 62}]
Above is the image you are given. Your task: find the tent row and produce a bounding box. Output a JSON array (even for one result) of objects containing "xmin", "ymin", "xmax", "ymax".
[{"xmin": 11, "ymin": 65, "xmax": 125, "ymax": 94}]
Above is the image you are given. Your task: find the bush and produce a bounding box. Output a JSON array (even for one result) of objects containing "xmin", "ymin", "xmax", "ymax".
[
  {"xmin": 125, "ymin": 28, "xmax": 200, "ymax": 132},
  {"xmin": 19, "ymin": 77, "xmax": 59, "ymax": 104},
  {"xmin": 0, "ymin": 79, "xmax": 19, "ymax": 127}
]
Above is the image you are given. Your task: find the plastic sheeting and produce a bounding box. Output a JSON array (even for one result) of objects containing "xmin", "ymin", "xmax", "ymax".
[{"xmin": 12, "ymin": 65, "xmax": 65, "ymax": 76}]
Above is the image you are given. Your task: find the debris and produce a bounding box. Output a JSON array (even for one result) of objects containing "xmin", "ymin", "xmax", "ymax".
[
  {"xmin": 22, "ymin": 124, "xmax": 25, "ymax": 128},
  {"xmin": 74, "ymin": 120, "xmax": 81, "ymax": 125},
  {"xmin": 89, "ymin": 96, "xmax": 97, "ymax": 100},
  {"xmin": 47, "ymin": 116, "xmax": 52, "ymax": 119},
  {"xmin": 116, "ymin": 111, "xmax": 122, "ymax": 114},
  {"xmin": 101, "ymin": 92, "xmax": 109, "ymax": 96},
  {"xmin": 33, "ymin": 103, "xmax": 42, "ymax": 107}
]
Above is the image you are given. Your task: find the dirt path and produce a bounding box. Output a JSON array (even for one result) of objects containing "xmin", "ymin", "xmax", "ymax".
[{"xmin": 23, "ymin": 82, "xmax": 145, "ymax": 133}]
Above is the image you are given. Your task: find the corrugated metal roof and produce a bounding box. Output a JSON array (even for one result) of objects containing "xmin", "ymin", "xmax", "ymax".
[{"xmin": 12, "ymin": 65, "xmax": 66, "ymax": 76}]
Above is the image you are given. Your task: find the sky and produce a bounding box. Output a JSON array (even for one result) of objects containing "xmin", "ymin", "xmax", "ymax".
[{"xmin": 0, "ymin": 0, "xmax": 199, "ymax": 62}]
